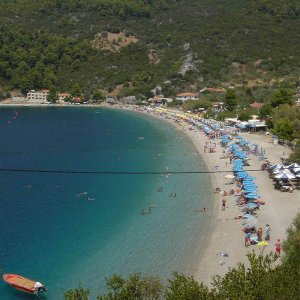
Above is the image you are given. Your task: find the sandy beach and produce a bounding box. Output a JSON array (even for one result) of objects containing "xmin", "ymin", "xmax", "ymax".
[
  {"xmin": 108, "ymin": 104, "xmax": 300, "ymax": 285},
  {"xmin": 1, "ymin": 101, "xmax": 299, "ymax": 286}
]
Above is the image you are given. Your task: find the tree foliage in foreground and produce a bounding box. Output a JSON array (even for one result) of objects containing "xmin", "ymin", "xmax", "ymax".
[{"xmin": 65, "ymin": 213, "xmax": 300, "ymax": 299}]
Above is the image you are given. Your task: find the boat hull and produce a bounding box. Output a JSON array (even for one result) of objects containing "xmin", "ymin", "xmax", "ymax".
[{"xmin": 3, "ymin": 274, "xmax": 46, "ymax": 295}]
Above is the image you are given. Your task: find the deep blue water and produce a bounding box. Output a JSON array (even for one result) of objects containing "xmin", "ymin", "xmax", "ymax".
[{"xmin": 0, "ymin": 107, "xmax": 213, "ymax": 299}]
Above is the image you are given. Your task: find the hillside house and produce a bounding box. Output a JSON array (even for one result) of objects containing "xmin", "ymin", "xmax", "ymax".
[
  {"xmin": 148, "ymin": 95, "xmax": 173, "ymax": 105},
  {"xmin": 250, "ymin": 102, "xmax": 264, "ymax": 109},
  {"xmin": 176, "ymin": 92, "xmax": 198, "ymax": 101},
  {"xmin": 27, "ymin": 90, "xmax": 49, "ymax": 103},
  {"xmin": 58, "ymin": 93, "xmax": 71, "ymax": 102}
]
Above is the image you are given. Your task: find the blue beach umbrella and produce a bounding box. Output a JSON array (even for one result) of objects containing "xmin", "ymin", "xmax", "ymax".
[
  {"xmin": 244, "ymin": 190, "xmax": 258, "ymax": 194},
  {"xmin": 237, "ymin": 173, "xmax": 248, "ymax": 179},
  {"xmin": 245, "ymin": 217, "xmax": 258, "ymax": 228},
  {"xmin": 243, "ymin": 180, "xmax": 255, "ymax": 184},
  {"xmin": 243, "ymin": 214, "xmax": 256, "ymax": 220},
  {"xmin": 245, "ymin": 194, "xmax": 260, "ymax": 199},
  {"xmin": 245, "ymin": 203, "xmax": 259, "ymax": 209},
  {"xmin": 243, "ymin": 184, "xmax": 257, "ymax": 189}
]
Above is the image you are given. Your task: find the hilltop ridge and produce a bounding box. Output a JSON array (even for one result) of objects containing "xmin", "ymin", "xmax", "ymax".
[{"xmin": 0, "ymin": 0, "xmax": 299, "ymax": 96}]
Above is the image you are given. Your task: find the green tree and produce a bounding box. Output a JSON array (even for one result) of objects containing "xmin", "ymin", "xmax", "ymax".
[
  {"xmin": 71, "ymin": 83, "xmax": 82, "ymax": 98},
  {"xmin": 272, "ymin": 118, "xmax": 295, "ymax": 141},
  {"xmin": 165, "ymin": 272, "xmax": 210, "ymax": 299},
  {"xmin": 289, "ymin": 142, "xmax": 300, "ymax": 163},
  {"xmin": 259, "ymin": 104, "xmax": 273, "ymax": 119},
  {"xmin": 271, "ymin": 89, "xmax": 293, "ymax": 108},
  {"xmin": 93, "ymin": 92, "xmax": 105, "ymax": 102},
  {"xmin": 182, "ymin": 99, "xmax": 211, "ymax": 112},
  {"xmin": 47, "ymin": 89, "xmax": 58, "ymax": 103},
  {"xmin": 224, "ymin": 89, "xmax": 237, "ymax": 111},
  {"xmin": 237, "ymin": 112, "xmax": 249, "ymax": 121},
  {"xmin": 64, "ymin": 286, "xmax": 89, "ymax": 300},
  {"xmin": 97, "ymin": 273, "xmax": 163, "ymax": 300}
]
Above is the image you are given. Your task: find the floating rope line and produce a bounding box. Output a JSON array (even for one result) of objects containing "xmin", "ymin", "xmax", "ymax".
[{"xmin": 0, "ymin": 168, "xmax": 263, "ymax": 175}]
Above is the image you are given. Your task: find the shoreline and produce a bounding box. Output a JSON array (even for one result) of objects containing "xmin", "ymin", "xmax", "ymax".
[
  {"xmin": 102, "ymin": 104, "xmax": 300, "ymax": 284},
  {"xmin": 1, "ymin": 102, "xmax": 299, "ymax": 285}
]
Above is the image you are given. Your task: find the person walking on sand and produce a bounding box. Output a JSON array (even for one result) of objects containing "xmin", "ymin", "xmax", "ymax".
[
  {"xmin": 222, "ymin": 198, "xmax": 226, "ymax": 211},
  {"xmin": 265, "ymin": 224, "xmax": 271, "ymax": 241},
  {"xmin": 257, "ymin": 227, "xmax": 263, "ymax": 242},
  {"xmin": 275, "ymin": 239, "xmax": 281, "ymax": 257},
  {"xmin": 245, "ymin": 231, "xmax": 251, "ymax": 247}
]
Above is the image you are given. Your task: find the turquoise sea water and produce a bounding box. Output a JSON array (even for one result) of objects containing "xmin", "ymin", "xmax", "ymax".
[{"xmin": 0, "ymin": 107, "xmax": 213, "ymax": 299}]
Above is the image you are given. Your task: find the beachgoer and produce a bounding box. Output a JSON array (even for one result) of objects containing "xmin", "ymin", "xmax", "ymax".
[
  {"xmin": 275, "ymin": 239, "xmax": 281, "ymax": 257},
  {"xmin": 245, "ymin": 232, "xmax": 251, "ymax": 247},
  {"xmin": 257, "ymin": 228, "xmax": 263, "ymax": 242},
  {"xmin": 265, "ymin": 224, "xmax": 271, "ymax": 241},
  {"xmin": 222, "ymin": 198, "xmax": 226, "ymax": 211},
  {"xmin": 215, "ymin": 187, "xmax": 221, "ymax": 193}
]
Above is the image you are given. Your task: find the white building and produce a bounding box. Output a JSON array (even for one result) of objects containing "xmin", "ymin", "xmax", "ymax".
[
  {"xmin": 176, "ymin": 92, "xmax": 198, "ymax": 101},
  {"xmin": 27, "ymin": 90, "xmax": 50, "ymax": 103}
]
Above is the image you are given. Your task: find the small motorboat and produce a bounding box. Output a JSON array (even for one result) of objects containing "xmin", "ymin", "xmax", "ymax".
[{"xmin": 3, "ymin": 273, "xmax": 48, "ymax": 295}]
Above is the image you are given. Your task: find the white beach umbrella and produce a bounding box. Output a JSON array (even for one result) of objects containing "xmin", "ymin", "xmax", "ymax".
[
  {"xmin": 292, "ymin": 167, "xmax": 300, "ymax": 174},
  {"xmin": 272, "ymin": 168, "xmax": 290, "ymax": 175},
  {"xmin": 270, "ymin": 163, "xmax": 283, "ymax": 170},
  {"xmin": 275, "ymin": 172, "xmax": 296, "ymax": 180},
  {"xmin": 288, "ymin": 163, "xmax": 300, "ymax": 169}
]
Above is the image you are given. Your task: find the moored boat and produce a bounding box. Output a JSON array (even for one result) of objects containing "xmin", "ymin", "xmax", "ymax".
[{"xmin": 3, "ymin": 273, "xmax": 47, "ymax": 294}]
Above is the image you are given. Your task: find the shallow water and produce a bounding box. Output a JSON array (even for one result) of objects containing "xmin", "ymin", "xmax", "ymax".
[{"xmin": 0, "ymin": 107, "xmax": 213, "ymax": 299}]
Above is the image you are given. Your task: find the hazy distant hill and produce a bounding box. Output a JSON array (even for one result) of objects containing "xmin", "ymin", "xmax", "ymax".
[{"xmin": 0, "ymin": 0, "xmax": 299, "ymax": 96}]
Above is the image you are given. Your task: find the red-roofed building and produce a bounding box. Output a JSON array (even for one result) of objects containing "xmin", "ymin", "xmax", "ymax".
[
  {"xmin": 250, "ymin": 102, "xmax": 264, "ymax": 109},
  {"xmin": 58, "ymin": 93, "xmax": 71, "ymax": 102},
  {"xmin": 72, "ymin": 97, "xmax": 83, "ymax": 104},
  {"xmin": 176, "ymin": 92, "xmax": 198, "ymax": 101}
]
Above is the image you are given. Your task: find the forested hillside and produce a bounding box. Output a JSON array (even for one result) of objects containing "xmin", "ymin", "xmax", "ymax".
[{"xmin": 0, "ymin": 0, "xmax": 300, "ymax": 96}]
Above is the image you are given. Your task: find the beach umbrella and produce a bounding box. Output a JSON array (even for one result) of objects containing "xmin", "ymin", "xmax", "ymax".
[
  {"xmin": 243, "ymin": 179, "xmax": 255, "ymax": 183},
  {"xmin": 274, "ymin": 172, "xmax": 296, "ymax": 180},
  {"xmin": 272, "ymin": 167, "xmax": 289, "ymax": 174},
  {"xmin": 288, "ymin": 163, "xmax": 300, "ymax": 169},
  {"xmin": 225, "ymin": 174, "xmax": 235, "ymax": 179},
  {"xmin": 243, "ymin": 182, "xmax": 256, "ymax": 187},
  {"xmin": 244, "ymin": 188, "xmax": 257, "ymax": 192},
  {"xmin": 245, "ymin": 217, "xmax": 258, "ymax": 229},
  {"xmin": 245, "ymin": 194, "xmax": 260, "ymax": 199},
  {"xmin": 292, "ymin": 167, "xmax": 300, "ymax": 174},
  {"xmin": 237, "ymin": 173, "xmax": 248, "ymax": 179},
  {"xmin": 245, "ymin": 203, "xmax": 259, "ymax": 209},
  {"xmin": 243, "ymin": 188, "xmax": 258, "ymax": 193},
  {"xmin": 270, "ymin": 163, "xmax": 282, "ymax": 170},
  {"xmin": 243, "ymin": 214, "xmax": 256, "ymax": 220}
]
